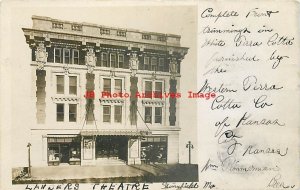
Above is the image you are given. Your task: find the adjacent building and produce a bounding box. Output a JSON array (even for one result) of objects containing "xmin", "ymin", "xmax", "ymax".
[{"xmin": 22, "ymin": 16, "xmax": 188, "ymax": 166}]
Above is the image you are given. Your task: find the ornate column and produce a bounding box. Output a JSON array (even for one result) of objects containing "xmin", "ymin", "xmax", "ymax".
[
  {"xmin": 85, "ymin": 47, "xmax": 96, "ymax": 125},
  {"xmin": 169, "ymin": 57, "xmax": 178, "ymax": 126},
  {"xmin": 35, "ymin": 42, "xmax": 48, "ymax": 124},
  {"xmin": 128, "ymin": 51, "xmax": 139, "ymax": 126}
]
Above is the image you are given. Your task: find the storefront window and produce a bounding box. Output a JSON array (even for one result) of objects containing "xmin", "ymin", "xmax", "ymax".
[
  {"xmin": 47, "ymin": 137, "xmax": 81, "ymax": 166},
  {"xmin": 141, "ymin": 136, "xmax": 167, "ymax": 164}
]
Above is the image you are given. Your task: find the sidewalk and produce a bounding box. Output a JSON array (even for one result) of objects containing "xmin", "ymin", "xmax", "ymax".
[{"xmin": 30, "ymin": 165, "xmax": 152, "ymax": 180}]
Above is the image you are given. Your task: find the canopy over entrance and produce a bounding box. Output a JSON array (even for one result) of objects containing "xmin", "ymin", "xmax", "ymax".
[{"xmin": 80, "ymin": 130, "xmax": 151, "ymax": 136}]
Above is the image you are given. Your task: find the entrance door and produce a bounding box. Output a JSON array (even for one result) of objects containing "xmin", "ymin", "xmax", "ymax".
[{"xmin": 60, "ymin": 144, "xmax": 70, "ymax": 163}]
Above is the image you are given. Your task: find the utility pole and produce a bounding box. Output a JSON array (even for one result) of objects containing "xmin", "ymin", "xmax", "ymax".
[
  {"xmin": 186, "ymin": 141, "xmax": 194, "ymax": 164},
  {"xmin": 27, "ymin": 143, "xmax": 32, "ymax": 178}
]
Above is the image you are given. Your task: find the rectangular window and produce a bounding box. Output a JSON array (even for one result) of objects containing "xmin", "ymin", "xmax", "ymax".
[
  {"xmin": 100, "ymin": 28, "xmax": 110, "ymax": 35},
  {"xmin": 114, "ymin": 105, "xmax": 122, "ymax": 123},
  {"xmin": 63, "ymin": 49, "xmax": 70, "ymax": 64},
  {"xmin": 73, "ymin": 50, "xmax": 79, "ymax": 64},
  {"xmin": 158, "ymin": 58, "xmax": 164, "ymax": 71},
  {"xmin": 155, "ymin": 107, "xmax": 162, "ymax": 124},
  {"xmin": 145, "ymin": 107, "xmax": 152, "ymax": 123},
  {"xmin": 103, "ymin": 78, "xmax": 111, "ymax": 93},
  {"xmin": 56, "ymin": 75, "xmax": 64, "ymax": 94},
  {"xmin": 69, "ymin": 76, "xmax": 77, "ymax": 95},
  {"xmin": 117, "ymin": 30, "xmax": 126, "ymax": 37},
  {"xmin": 155, "ymin": 82, "xmax": 163, "ymax": 99},
  {"xmin": 69, "ymin": 104, "xmax": 77, "ymax": 122},
  {"xmin": 118, "ymin": 54, "xmax": 124, "ymax": 68},
  {"xmin": 54, "ymin": 48, "xmax": 62, "ymax": 63},
  {"xmin": 145, "ymin": 81, "xmax": 152, "ymax": 99},
  {"xmin": 115, "ymin": 79, "xmax": 122, "ymax": 93},
  {"xmin": 103, "ymin": 105, "xmax": 111, "ymax": 122},
  {"xmin": 142, "ymin": 34, "xmax": 151, "ymax": 40},
  {"xmin": 151, "ymin": 57, "xmax": 157, "ymax": 71},
  {"xmin": 101, "ymin": 52, "xmax": 108, "ymax": 67},
  {"xmin": 110, "ymin": 53, "xmax": 116, "ymax": 68},
  {"xmin": 144, "ymin": 57, "xmax": 150, "ymax": 70},
  {"xmin": 56, "ymin": 104, "xmax": 64, "ymax": 122}
]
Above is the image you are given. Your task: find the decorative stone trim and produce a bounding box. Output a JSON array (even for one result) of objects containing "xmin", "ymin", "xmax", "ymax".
[
  {"xmin": 99, "ymin": 98, "xmax": 125, "ymax": 104},
  {"xmin": 142, "ymin": 99, "xmax": 165, "ymax": 106},
  {"xmin": 52, "ymin": 96, "xmax": 80, "ymax": 102}
]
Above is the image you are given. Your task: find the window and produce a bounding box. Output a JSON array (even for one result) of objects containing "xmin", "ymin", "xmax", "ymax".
[
  {"xmin": 103, "ymin": 105, "xmax": 111, "ymax": 122},
  {"xmin": 155, "ymin": 107, "xmax": 162, "ymax": 124},
  {"xmin": 73, "ymin": 50, "xmax": 79, "ymax": 64},
  {"xmin": 115, "ymin": 79, "xmax": 122, "ymax": 93},
  {"xmin": 63, "ymin": 49, "xmax": 70, "ymax": 64},
  {"xmin": 145, "ymin": 107, "xmax": 152, "ymax": 123},
  {"xmin": 151, "ymin": 57, "xmax": 157, "ymax": 71},
  {"xmin": 144, "ymin": 57, "xmax": 150, "ymax": 70},
  {"xmin": 56, "ymin": 75, "xmax": 64, "ymax": 94},
  {"xmin": 57, "ymin": 104, "xmax": 64, "ymax": 122},
  {"xmin": 52, "ymin": 22, "xmax": 63, "ymax": 29},
  {"xmin": 69, "ymin": 76, "xmax": 77, "ymax": 95},
  {"xmin": 155, "ymin": 82, "xmax": 163, "ymax": 99},
  {"xmin": 118, "ymin": 54, "xmax": 124, "ymax": 68},
  {"xmin": 54, "ymin": 48, "xmax": 62, "ymax": 63},
  {"xmin": 101, "ymin": 52, "xmax": 108, "ymax": 67},
  {"xmin": 110, "ymin": 53, "xmax": 116, "ymax": 68},
  {"xmin": 158, "ymin": 58, "xmax": 164, "ymax": 72},
  {"xmin": 72, "ymin": 24, "xmax": 82, "ymax": 31},
  {"xmin": 142, "ymin": 34, "xmax": 151, "ymax": 40},
  {"xmin": 117, "ymin": 30, "xmax": 126, "ymax": 37},
  {"xmin": 100, "ymin": 28, "xmax": 110, "ymax": 35},
  {"xmin": 103, "ymin": 79, "xmax": 111, "ymax": 93},
  {"xmin": 114, "ymin": 106, "xmax": 122, "ymax": 123},
  {"xmin": 158, "ymin": 36, "xmax": 166, "ymax": 42},
  {"xmin": 145, "ymin": 81, "xmax": 152, "ymax": 99},
  {"xmin": 69, "ymin": 104, "xmax": 77, "ymax": 122}
]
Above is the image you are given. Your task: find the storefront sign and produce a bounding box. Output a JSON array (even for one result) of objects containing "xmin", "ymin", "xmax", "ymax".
[
  {"xmin": 83, "ymin": 138, "xmax": 93, "ymax": 160},
  {"xmin": 129, "ymin": 139, "xmax": 139, "ymax": 158}
]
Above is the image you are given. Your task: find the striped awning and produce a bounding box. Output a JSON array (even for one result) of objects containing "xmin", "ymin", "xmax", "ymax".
[
  {"xmin": 80, "ymin": 130, "xmax": 151, "ymax": 136},
  {"xmin": 44, "ymin": 134, "xmax": 79, "ymax": 138}
]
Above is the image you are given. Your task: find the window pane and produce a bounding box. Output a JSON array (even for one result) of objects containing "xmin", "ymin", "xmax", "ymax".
[
  {"xmin": 155, "ymin": 82, "xmax": 162, "ymax": 99},
  {"xmin": 145, "ymin": 81, "xmax": 152, "ymax": 99},
  {"xmin": 64, "ymin": 49, "xmax": 70, "ymax": 64},
  {"xmin": 69, "ymin": 76, "xmax": 77, "ymax": 95},
  {"xmin": 159, "ymin": 58, "xmax": 164, "ymax": 71},
  {"xmin": 57, "ymin": 104, "xmax": 64, "ymax": 122},
  {"xmin": 103, "ymin": 79, "xmax": 111, "ymax": 93},
  {"xmin": 144, "ymin": 57, "xmax": 150, "ymax": 70},
  {"xmin": 73, "ymin": 50, "xmax": 79, "ymax": 64},
  {"xmin": 145, "ymin": 107, "xmax": 152, "ymax": 123},
  {"xmin": 103, "ymin": 106, "xmax": 111, "ymax": 122},
  {"xmin": 102, "ymin": 53, "xmax": 108, "ymax": 67},
  {"xmin": 151, "ymin": 57, "xmax": 157, "ymax": 71},
  {"xmin": 69, "ymin": 104, "xmax": 77, "ymax": 122},
  {"xmin": 118, "ymin": 54, "xmax": 124, "ymax": 68},
  {"xmin": 115, "ymin": 79, "xmax": 122, "ymax": 93},
  {"xmin": 114, "ymin": 105, "xmax": 122, "ymax": 123},
  {"xmin": 110, "ymin": 53, "xmax": 116, "ymax": 68},
  {"xmin": 54, "ymin": 48, "xmax": 62, "ymax": 63},
  {"xmin": 155, "ymin": 107, "xmax": 162, "ymax": 124},
  {"xmin": 57, "ymin": 75, "xmax": 64, "ymax": 94}
]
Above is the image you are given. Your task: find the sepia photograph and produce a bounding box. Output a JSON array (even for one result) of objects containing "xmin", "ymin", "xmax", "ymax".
[{"xmin": 5, "ymin": 2, "xmax": 198, "ymax": 187}]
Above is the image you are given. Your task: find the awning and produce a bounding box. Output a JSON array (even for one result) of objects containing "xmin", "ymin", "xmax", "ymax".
[
  {"xmin": 43, "ymin": 134, "xmax": 79, "ymax": 138},
  {"xmin": 80, "ymin": 130, "xmax": 151, "ymax": 136}
]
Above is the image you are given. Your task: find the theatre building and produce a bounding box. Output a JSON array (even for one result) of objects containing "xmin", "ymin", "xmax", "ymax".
[{"xmin": 22, "ymin": 16, "xmax": 188, "ymax": 166}]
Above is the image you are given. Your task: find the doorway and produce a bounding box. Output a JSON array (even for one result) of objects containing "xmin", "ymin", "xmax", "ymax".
[{"xmin": 60, "ymin": 144, "xmax": 70, "ymax": 163}]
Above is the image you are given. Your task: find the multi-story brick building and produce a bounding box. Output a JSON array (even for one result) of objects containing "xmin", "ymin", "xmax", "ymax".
[{"xmin": 22, "ymin": 16, "xmax": 188, "ymax": 166}]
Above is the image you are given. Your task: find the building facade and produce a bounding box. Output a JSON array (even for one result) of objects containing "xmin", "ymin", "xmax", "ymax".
[{"xmin": 22, "ymin": 16, "xmax": 188, "ymax": 166}]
